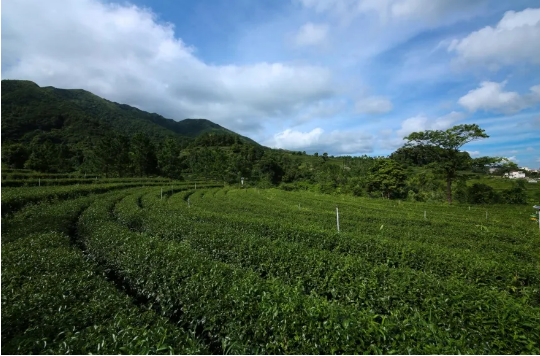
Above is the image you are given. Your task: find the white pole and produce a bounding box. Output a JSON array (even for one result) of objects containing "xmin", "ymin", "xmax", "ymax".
[
  {"xmin": 336, "ymin": 206, "xmax": 340, "ymax": 233},
  {"xmin": 469, "ymin": 206, "xmax": 471, "ymax": 211},
  {"xmin": 424, "ymin": 210, "xmax": 426, "ymax": 220},
  {"xmin": 298, "ymin": 203, "xmax": 301, "ymax": 210}
]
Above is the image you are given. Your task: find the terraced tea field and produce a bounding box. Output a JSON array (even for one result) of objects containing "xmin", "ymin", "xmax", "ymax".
[{"xmin": 2, "ymin": 180, "xmax": 540, "ymax": 354}]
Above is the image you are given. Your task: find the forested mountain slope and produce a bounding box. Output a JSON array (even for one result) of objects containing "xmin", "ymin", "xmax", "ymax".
[{"xmin": 1, "ymin": 80, "xmax": 256, "ymax": 145}]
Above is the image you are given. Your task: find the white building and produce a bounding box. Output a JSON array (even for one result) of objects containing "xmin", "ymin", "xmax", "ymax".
[{"xmin": 504, "ymin": 171, "xmax": 526, "ymax": 179}]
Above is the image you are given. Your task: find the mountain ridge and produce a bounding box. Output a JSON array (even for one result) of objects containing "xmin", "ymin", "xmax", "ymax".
[{"xmin": 1, "ymin": 79, "xmax": 258, "ymax": 146}]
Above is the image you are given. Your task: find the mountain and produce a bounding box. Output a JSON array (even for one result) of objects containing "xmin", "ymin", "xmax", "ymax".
[{"xmin": 1, "ymin": 79, "xmax": 257, "ymax": 145}]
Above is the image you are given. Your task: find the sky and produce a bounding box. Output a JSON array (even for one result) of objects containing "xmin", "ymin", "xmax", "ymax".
[{"xmin": 2, "ymin": 0, "xmax": 540, "ymax": 168}]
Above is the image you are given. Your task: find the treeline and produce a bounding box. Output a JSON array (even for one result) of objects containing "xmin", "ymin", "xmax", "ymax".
[{"xmin": 2, "ymin": 129, "xmax": 536, "ymax": 204}]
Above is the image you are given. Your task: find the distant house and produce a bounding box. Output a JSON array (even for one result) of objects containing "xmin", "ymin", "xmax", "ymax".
[
  {"xmin": 504, "ymin": 171, "xmax": 526, "ymax": 179},
  {"xmin": 488, "ymin": 167, "xmax": 499, "ymax": 174}
]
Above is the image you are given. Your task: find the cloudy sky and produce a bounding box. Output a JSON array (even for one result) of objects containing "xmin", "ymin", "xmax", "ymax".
[{"xmin": 3, "ymin": 0, "xmax": 540, "ymax": 167}]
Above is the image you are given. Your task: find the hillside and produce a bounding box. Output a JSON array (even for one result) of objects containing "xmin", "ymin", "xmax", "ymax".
[{"xmin": 1, "ymin": 79, "xmax": 256, "ymax": 145}]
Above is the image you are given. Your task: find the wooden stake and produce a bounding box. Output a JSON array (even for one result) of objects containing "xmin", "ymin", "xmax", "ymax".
[{"xmin": 336, "ymin": 206, "xmax": 340, "ymax": 233}]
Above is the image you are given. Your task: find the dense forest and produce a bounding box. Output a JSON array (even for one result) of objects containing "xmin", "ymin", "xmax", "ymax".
[{"xmin": 2, "ymin": 80, "xmax": 537, "ymax": 205}]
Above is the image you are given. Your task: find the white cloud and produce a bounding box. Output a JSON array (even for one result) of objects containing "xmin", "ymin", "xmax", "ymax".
[
  {"xmin": 355, "ymin": 96, "xmax": 393, "ymax": 114},
  {"xmin": 2, "ymin": 0, "xmax": 336, "ymax": 133},
  {"xmin": 294, "ymin": 22, "xmax": 329, "ymax": 47},
  {"xmin": 466, "ymin": 150, "xmax": 480, "ymax": 157},
  {"xmin": 376, "ymin": 111, "xmax": 466, "ymax": 151},
  {"xmin": 298, "ymin": 0, "xmax": 486, "ymax": 24},
  {"xmin": 378, "ymin": 129, "xmax": 404, "ymax": 150},
  {"xmin": 527, "ymin": 147, "xmax": 535, "ymax": 152},
  {"xmin": 389, "ymin": 0, "xmax": 485, "ymax": 22},
  {"xmin": 458, "ymin": 81, "xmax": 540, "ymax": 114},
  {"xmin": 295, "ymin": 99, "xmax": 347, "ymax": 124},
  {"xmin": 448, "ymin": 8, "xmax": 540, "ymax": 68},
  {"xmin": 266, "ymin": 127, "xmax": 374, "ymax": 154},
  {"xmin": 396, "ymin": 111, "xmax": 466, "ymax": 138},
  {"xmin": 506, "ymin": 156, "xmax": 519, "ymax": 163},
  {"xmin": 271, "ymin": 128, "xmax": 324, "ymax": 148}
]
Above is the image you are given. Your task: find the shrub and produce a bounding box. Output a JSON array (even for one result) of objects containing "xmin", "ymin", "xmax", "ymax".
[
  {"xmin": 501, "ymin": 181, "xmax": 527, "ymax": 204},
  {"xmin": 467, "ymin": 183, "xmax": 499, "ymax": 204}
]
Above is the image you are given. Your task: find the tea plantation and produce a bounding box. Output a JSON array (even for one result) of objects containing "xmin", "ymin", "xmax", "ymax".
[{"xmin": 2, "ymin": 175, "xmax": 540, "ymax": 354}]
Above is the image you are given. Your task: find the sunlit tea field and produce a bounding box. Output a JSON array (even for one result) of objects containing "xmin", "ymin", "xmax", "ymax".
[{"xmin": 2, "ymin": 175, "xmax": 540, "ymax": 354}]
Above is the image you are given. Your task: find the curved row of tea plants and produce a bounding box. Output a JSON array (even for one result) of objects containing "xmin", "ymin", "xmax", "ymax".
[
  {"xmin": 76, "ymin": 189, "xmax": 538, "ymax": 354},
  {"xmin": 1, "ymin": 177, "xmax": 175, "ymax": 187},
  {"xmin": 3, "ymin": 183, "xmax": 539, "ymax": 354},
  {"xmin": 162, "ymin": 188, "xmax": 540, "ymax": 302},
  {"xmin": 111, "ymin": 189, "xmax": 540, "ymax": 350},
  {"xmin": 1, "ymin": 189, "xmax": 208, "ymax": 354},
  {"xmin": 1, "ymin": 181, "xmax": 195, "ymax": 216}
]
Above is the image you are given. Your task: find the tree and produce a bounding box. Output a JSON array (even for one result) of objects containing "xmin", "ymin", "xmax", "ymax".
[
  {"xmin": 255, "ymin": 153, "xmax": 284, "ymax": 185},
  {"xmin": 471, "ymin": 156, "xmax": 504, "ymax": 174},
  {"xmin": 24, "ymin": 139, "xmax": 70, "ymax": 172},
  {"xmin": 366, "ymin": 159, "xmax": 407, "ymax": 199},
  {"xmin": 90, "ymin": 134, "xmax": 130, "ymax": 177},
  {"xmin": 2, "ymin": 143, "xmax": 29, "ymax": 169},
  {"xmin": 501, "ymin": 180, "xmax": 528, "ymax": 204},
  {"xmin": 130, "ymin": 133, "xmax": 157, "ymax": 177},
  {"xmin": 468, "ymin": 183, "xmax": 499, "ymax": 204},
  {"xmin": 157, "ymin": 138, "xmax": 182, "ymax": 178},
  {"xmin": 404, "ymin": 124, "xmax": 489, "ymax": 204}
]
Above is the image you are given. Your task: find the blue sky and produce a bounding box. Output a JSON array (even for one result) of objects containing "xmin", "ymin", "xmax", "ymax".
[{"xmin": 3, "ymin": 0, "xmax": 540, "ymax": 167}]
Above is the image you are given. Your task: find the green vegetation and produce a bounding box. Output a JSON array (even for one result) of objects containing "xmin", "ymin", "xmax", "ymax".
[
  {"xmin": 403, "ymin": 124, "xmax": 489, "ymax": 203},
  {"xmin": 2, "ymin": 176, "xmax": 539, "ymax": 353},
  {"xmin": 3, "ymin": 80, "xmax": 537, "ymax": 206}
]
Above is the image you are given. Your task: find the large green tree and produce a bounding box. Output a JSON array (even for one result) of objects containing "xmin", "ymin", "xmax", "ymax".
[
  {"xmin": 404, "ymin": 124, "xmax": 489, "ymax": 204},
  {"xmin": 157, "ymin": 138, "xmax": 183, "ymax": 178},
  {"xmin": 130, "ymin": 133, "xmax": 158, "ymax": 177},
  {"xmin": 1, "ymin": 143, "xmax": 29, "ymax": 169},
  {"xmin": 366, "ymin": 159, "xmax": 407, "ymax": 199},
  {"xmin": 88, "ymin": 134, "xmax": 130, "ymax": 177}
]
